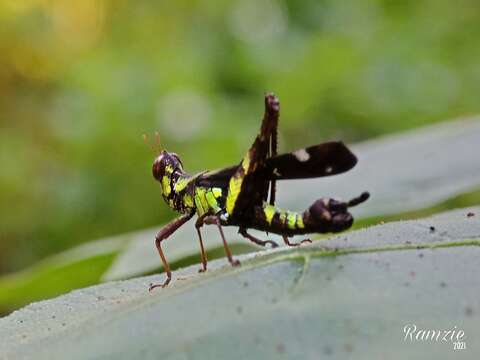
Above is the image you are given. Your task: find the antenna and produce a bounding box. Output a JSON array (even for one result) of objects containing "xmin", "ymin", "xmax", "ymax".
[
  {"xmin": 142, "ymin": 133, "xmax": 162, "ymax": 155},
  {"xmin": 155, "ymin": 131, "xmax": 161, "ymax": 153}
]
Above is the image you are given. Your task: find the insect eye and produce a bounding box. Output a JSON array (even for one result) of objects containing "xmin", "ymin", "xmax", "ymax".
[{"xmin": 152, "ymin": 159, "xmax": 166, "ymax": 180}]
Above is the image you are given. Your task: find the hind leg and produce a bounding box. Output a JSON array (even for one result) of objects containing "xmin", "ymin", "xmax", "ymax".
[
  {"xmin": 282, "ymin": 235, "xmax": 312, "ymax": 247},
  {"xmin": 239, "ymin": 227, "xmax": 278, "ymax": 248}
]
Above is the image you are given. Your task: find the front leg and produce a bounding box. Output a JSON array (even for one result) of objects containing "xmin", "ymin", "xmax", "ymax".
[{"xmin": 149, "ymin": 212, "xmax": 194, "ymax": 291}]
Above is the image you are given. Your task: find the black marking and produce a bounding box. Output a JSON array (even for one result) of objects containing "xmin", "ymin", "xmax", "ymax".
[
  {"xmin": 265, "ymin": 142, "xmax": 357, "ymax": 180},
  {"xmin": 201, "ymin": 141, "xmax": 358, "ymax": 183}
]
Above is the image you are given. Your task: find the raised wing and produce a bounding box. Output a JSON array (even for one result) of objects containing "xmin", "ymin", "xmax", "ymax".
[
  {"xmin": 222, "ymin": 94, "xmax": 280, "ymax": 217},
  {"xmin": 198, "ymin": 94, "xmax": 358, "ymax": 219},
  {"xmin": 198, "ymin": 141, "xmax": 357, "ymax": 186},
  {"xmin": 265, "ymin": 141, "xmax": 357, "ymax": 180}
]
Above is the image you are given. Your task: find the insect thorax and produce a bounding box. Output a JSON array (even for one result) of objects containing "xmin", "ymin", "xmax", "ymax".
[
  {"xmin": 159, "ymin": 170, "xmax": 226, "ymax": 216},
  {"xmin": 193, "ymin": 186, "xmax": 225, "ymax": 217},
  {"xmin": 159, "ymin": 172, "xmax": 195, "ymax": 214}
]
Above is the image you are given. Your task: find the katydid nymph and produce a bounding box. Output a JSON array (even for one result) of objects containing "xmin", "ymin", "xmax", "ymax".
[{"xmin": 146, "ymin": 93, "xmax": 369, "ymax": 290}]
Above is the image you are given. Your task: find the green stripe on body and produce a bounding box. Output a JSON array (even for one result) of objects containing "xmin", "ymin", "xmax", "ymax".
[
  {"xmin": 263, "ymin": 204, "xmax": 276, "ymax": 224},
  {"xmin": 195, "ymin": 187, "xmax": 223, "ymax": 216},
  {"xmin": 263, "ymin": 203, "xmax": 303, "ymax": 230},
  {"xmin": 226, "ymin": 155, "xmax": 250, "ymax": 215},
  {"xmin": 287, "ymin": 211, "xmax": 297, "ymax": 229}
]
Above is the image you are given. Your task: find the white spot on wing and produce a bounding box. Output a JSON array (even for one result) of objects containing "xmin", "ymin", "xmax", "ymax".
[
  {"xmin": 293, "ymin": 148, "xmax": 310, "ymax": 162},
  {"xmin": 325, "ymin": 166, "xmax": 333, "ymax": 174},
  {"xmin": 220, "ymin": 212, "xmax": 229, "ymax": 221}
]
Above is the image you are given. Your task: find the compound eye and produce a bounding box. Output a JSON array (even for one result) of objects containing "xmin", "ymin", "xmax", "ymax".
[{"xmin": 152, "ymin": 158, "xmax": 166, "ymax": 180}]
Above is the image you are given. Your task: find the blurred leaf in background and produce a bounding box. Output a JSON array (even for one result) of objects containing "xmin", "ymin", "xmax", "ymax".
[{"xmin": 1, "ymin": 0, "xmax": 480, "ymax": 277}]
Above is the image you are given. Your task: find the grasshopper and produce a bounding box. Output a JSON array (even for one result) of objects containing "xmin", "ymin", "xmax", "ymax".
[{"xmin": 147, "ymin": 93, "xmax": 369, "ymax": 290}]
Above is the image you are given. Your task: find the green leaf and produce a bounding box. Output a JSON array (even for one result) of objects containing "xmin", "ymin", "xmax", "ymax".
[
  {"xmin": 0, "ymin": 238, "xmax": 125, "ymax": 315},
  {"xmin": 0, "ymin": 207, "xmax": 478, "ymax": 359}
]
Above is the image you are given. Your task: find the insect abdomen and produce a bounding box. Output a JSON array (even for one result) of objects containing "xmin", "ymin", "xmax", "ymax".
[
  {"xmin": 251, "ymin": 198, "xmax": 354, "ymax": 235},
  {"xmin": 251, "ymin": 203, "xmax": 306, "ymax": 235}
]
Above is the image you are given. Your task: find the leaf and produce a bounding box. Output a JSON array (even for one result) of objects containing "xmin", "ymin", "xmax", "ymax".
[
  {"xmin": 0, "ymin": 207, "xmax": 478, "ymax": 359},
  {"xmin": 0, "ymin": 254, "xmax": 116, "ymax": 316},
  {"xmin": 0, "ymin": 238, "xmax": 125, "ymax": 315}
]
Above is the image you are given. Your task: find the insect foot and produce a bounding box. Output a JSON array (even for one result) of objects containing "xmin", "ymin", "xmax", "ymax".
[
  {"xmin": 148, "ymin": 277, "xmax": 171, "ymax": 291},
  {"xmin": 231, "ymin": 259, "xmax": 241, "ymax": 267},
  {"xmin": 283, "ymin": 236, "xmax": 312, "ymax": 247}
]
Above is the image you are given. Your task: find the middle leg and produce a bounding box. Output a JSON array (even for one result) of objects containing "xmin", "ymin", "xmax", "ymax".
[
  {"xmin": 195, "ymin": 215, "xmax": 210, "ymax": 273},
  {"xmin": 203, "ymin": 215, "xmax": 240, "ymax": 266}
]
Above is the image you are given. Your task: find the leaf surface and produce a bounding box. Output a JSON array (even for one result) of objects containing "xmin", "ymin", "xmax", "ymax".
[{"xmin": 1, "ymin": 207, "xmax": 478, "ymax": 359}]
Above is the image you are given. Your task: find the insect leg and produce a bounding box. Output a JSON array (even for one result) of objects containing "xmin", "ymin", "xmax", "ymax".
[
  {"xmin": 194, "ymin": 215, "xmax": 209, "ymax": 273},
  {"xmin": 203, "ymin": 215, "xmax": 240, "ymax": 266},
  {"xmin": 282, "ymin": 235, "xmax": 312, "ymax": 247},
  {"xmin": 239, "ymin": 227, "xmax": 278, "ymax": 248},
  {"xmin": 149, "ymin": 212, "xmax": 194, "ymax": 291}
]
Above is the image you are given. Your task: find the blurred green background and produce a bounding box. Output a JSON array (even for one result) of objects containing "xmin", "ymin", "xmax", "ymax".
[{"xmin": 1, "ymin": 0, "xmax": 480, "ymax": 276}]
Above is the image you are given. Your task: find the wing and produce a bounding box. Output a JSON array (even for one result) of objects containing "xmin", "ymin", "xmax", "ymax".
[
  {"xmin": 265, "ymin": 141, "xmax": 357, "ymax": 180},
  {"xmin": 196, "ymin": 92, "xmax": 278, "ymax": 211},
  {"xmin": 196, "ymin": 165, "xmax": 238, "ymax": 187},
  {"xmin": 199, "ymin": 141, "xmax": 357, "ymax": 185},
  {"xmin": 222, "ymin": 94, "xmax": 280, "ymax": 217},
  {"xmin": 199, "ymin": 94, "xmax": 358, "ymax": 219}
]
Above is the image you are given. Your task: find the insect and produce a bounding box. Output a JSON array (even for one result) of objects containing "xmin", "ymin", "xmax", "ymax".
[{"xmin": 146, "ymin": 93, "xmax": 369, "ymax": 290}]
